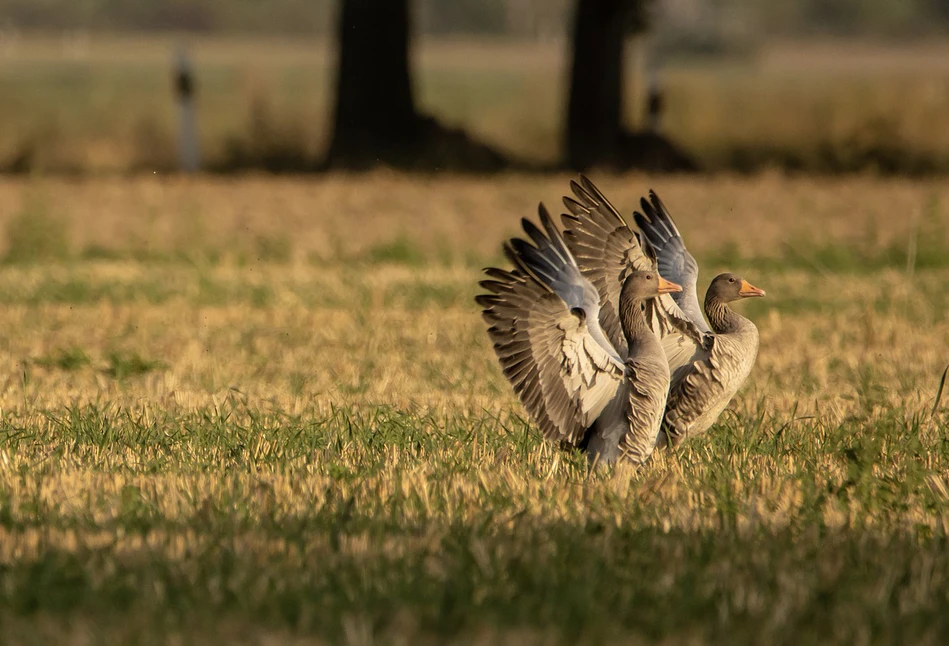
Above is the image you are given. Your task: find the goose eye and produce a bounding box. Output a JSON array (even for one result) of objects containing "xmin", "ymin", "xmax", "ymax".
[
  {"xmin": 728, "ymin": 278, "xmax": 736, "ymax": 283},
  {"xmin": 646, "ymin": 274, "xmax": 653, "ymax": 280}
]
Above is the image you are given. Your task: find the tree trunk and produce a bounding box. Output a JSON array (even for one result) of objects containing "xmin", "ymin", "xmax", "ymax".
[
  {"xmin": 328, "ymin": 0, "xmax": 421, "ymax": 167},
  {"xmin": 326, "ymin": 0, "xmax": 506, "ymax": 171},
  {"xmin": 565, "ymin": 0, "xmax": 631, "ymax": 170},
  {"xmin": 565, "ymin": 0, "xmax": 695, "ymax": 171}
]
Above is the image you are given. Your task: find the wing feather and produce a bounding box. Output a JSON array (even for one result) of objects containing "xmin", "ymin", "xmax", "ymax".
[
  {"xmin": 560, "ymin": 175, "xmax": 709, "ymax": 372},
  {"xmin": 478, "ymin": 213, "xmax": 626, "ymax": 446},
  {"xmin": 632, "ymin": 191, "xmax": 711, "ymax": 335}
]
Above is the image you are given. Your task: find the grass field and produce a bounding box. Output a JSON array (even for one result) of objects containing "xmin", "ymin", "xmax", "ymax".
[
  {"xmin": 0, "ymin": 173, "xmax": 948, "ymax": 643},
  {"xmin": 5, "ymin": 35, "xmax": 949, "ymax": 172}
]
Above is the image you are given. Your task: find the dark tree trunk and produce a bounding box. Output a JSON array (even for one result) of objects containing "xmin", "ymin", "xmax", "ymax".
[
  {"xmin": 566, "ymin": 0, "xmax": 630, "ymax": 171},
  {"xmin": 327, "ymin": 0, "xmax": 505, "ymax": 171},
  {"xmin": 328, "ymin": 0, "xmax": 420, "ymax": 167},
  {"xmin": 565, "ymin": 0, "xmax": 695, "ymax": 171}
]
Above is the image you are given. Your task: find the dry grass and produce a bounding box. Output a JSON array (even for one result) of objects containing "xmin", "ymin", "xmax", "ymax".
[
  {"xmin": 1, "ymin": 172, "xmax": 947, "ymax": 261},
  {"xmin": 1, "ymin": 173, "xmax": 949, "ymax": 643}
]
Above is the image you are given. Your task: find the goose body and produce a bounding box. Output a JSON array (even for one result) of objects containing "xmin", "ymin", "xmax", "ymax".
[
  {"xmin": 477, "ymin": 206, "xmax": 681, "ymax": 465},
  {"xmin": 560, "ymin": 176, "xmax": 766, "ymax": 449},
  {"xmin": 584, "ymin": 329, "xmax": 671, "ymax": 463},
  {"xmin": 660, "ymin": 305, "xmax": 759, "ymax": 445}
]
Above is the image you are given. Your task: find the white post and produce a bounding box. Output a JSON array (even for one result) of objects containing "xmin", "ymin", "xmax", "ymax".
[{"xmin": 174, "ymin": 45, "xmax": 201, "ymax": 173}]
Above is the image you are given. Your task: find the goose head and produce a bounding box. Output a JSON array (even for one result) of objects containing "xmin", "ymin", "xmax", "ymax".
[
  {"xmin": 708, "ymin": 273, "xmax": 766, "ymax": 303},
  {"xmin": 621, "ymin": 270, "xmax": 682, "ymax": 303}
]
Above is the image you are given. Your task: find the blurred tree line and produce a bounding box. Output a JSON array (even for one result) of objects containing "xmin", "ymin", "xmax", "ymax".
[
  {"xmin": 756, "ymin": 0, "xmax": 949, "ymax": 38},
  {"xmin": 4, "ymin": 0, "xmax": 949, "ymax": 39}
]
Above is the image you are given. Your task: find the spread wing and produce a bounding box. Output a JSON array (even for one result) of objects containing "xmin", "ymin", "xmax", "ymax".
[
  {"xmin": 559, "ymin": 175, "xmax": 709, "ymax": 372},
  {"xmin": 477, "ymin": 206, "xmax": 626, "ymax": 446},
  {"xmin": 560, "ymin": 176, "xmax": 654, "ymax": 357},
  {"xmin": 632, "ymin": 191, "xmax": 712, "ymax": 335}
]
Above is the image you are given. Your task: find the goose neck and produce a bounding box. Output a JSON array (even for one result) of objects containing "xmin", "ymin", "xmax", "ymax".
[
  {"xmin": 705, "ymin": 295, "xmax": 742, "ymax": 334},
  {"xmin": 620, "ymin": 298, "xmax": 651, "ymax": 348}
]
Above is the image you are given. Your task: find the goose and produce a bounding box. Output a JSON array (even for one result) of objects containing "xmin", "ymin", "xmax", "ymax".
[
  {"xmin": 477, "ymin": 205, "xmax": 683, "ymax": 465},
  {"xmin": 560, "ymin": 176, "xmax": 766, "ymax": 448}
]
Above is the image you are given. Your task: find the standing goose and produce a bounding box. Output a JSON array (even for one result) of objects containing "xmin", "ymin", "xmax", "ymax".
[
  {"xmin": 560, "ymin": 176, "xmax": 766, "ymax": 448},
  {"xmin": 477, "ymin": 205, "xmax": 683, "ymax": 465}
]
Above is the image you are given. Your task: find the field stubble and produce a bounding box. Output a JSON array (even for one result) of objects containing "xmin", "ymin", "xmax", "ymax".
[{"xmin": 0, "ymin": 173, "xmax": 949, "ymax": 643}]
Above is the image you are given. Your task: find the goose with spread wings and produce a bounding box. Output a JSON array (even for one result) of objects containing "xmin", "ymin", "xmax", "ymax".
[
  {"xmin": 561, "ymin": 176, "xmax": 766, "ymax": 448},
  {"xmin": 477, "ymin": 206, "xmax": 683, "ymax": 465}
]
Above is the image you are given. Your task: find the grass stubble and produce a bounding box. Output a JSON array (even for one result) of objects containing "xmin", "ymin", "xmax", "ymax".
[{"xmin": 0, "ymin": 174, "xmax": 948, "ymax": 643}]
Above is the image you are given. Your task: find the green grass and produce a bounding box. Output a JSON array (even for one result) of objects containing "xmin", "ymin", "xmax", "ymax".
[
  {"xmin": 3, "ymin": 194, "xmax": 71, "ymax": 264},
  {"xmin": 104, "ymin": 351, "xmax": 165, "ymax": 379},
  {"xmin": 1, "ymin": 401, "xmax": 949, "ymax": 643},
  {"xmin": 0, "ymin": 269, "xmax": 479, "ymax": 311},
  {"xmin": 32, "ymin": 347, "xmax": 91, "ymax": 371}
]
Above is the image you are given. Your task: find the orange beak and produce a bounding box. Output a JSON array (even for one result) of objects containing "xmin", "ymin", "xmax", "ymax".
[
  {"xmin": 738, "ymin": 279, "xmax": 766, "ymax": 298},
  {"xmin": 657, "ymin": 276, "xmax": 683, "ymax": 294}
]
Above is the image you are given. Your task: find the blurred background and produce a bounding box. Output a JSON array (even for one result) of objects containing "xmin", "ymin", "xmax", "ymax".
[{"xmin": 3, "ymin": 0, "xmax": 949, "ymax": 176}]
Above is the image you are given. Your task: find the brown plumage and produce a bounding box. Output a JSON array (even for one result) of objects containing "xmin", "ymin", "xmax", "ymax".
[
  {"xmin": 657, "ymin": 273, "xmax": 764, "ymax": 446},
  {"xmin": 477, "ymin": 205, "xmax": 682, "ymax": 465},
  {"xmin": 560, "ymin": 176, "xmax": 766, "ymax": 448}
]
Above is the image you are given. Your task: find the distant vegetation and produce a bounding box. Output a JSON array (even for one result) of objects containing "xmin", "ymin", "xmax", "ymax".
[
  {"xmin": 3, "ymin": 36, "xmax": 949, "ymax": 175},
  {"xmin": 3, "ymin": 0, "xmax": 949, "ymax": 39},
  {"xmin": 4, "ymin": 1, "xmax": 949, "ymax": 175}
]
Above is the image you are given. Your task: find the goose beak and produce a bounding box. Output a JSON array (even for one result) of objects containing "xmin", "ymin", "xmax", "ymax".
[
  {"xmin": 657, "ymin": 277, "xmax": 682, "ymax": 294},
  {"xmin": 738, "ymin": 279, "xmax": 766, "ymax": 298}
]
